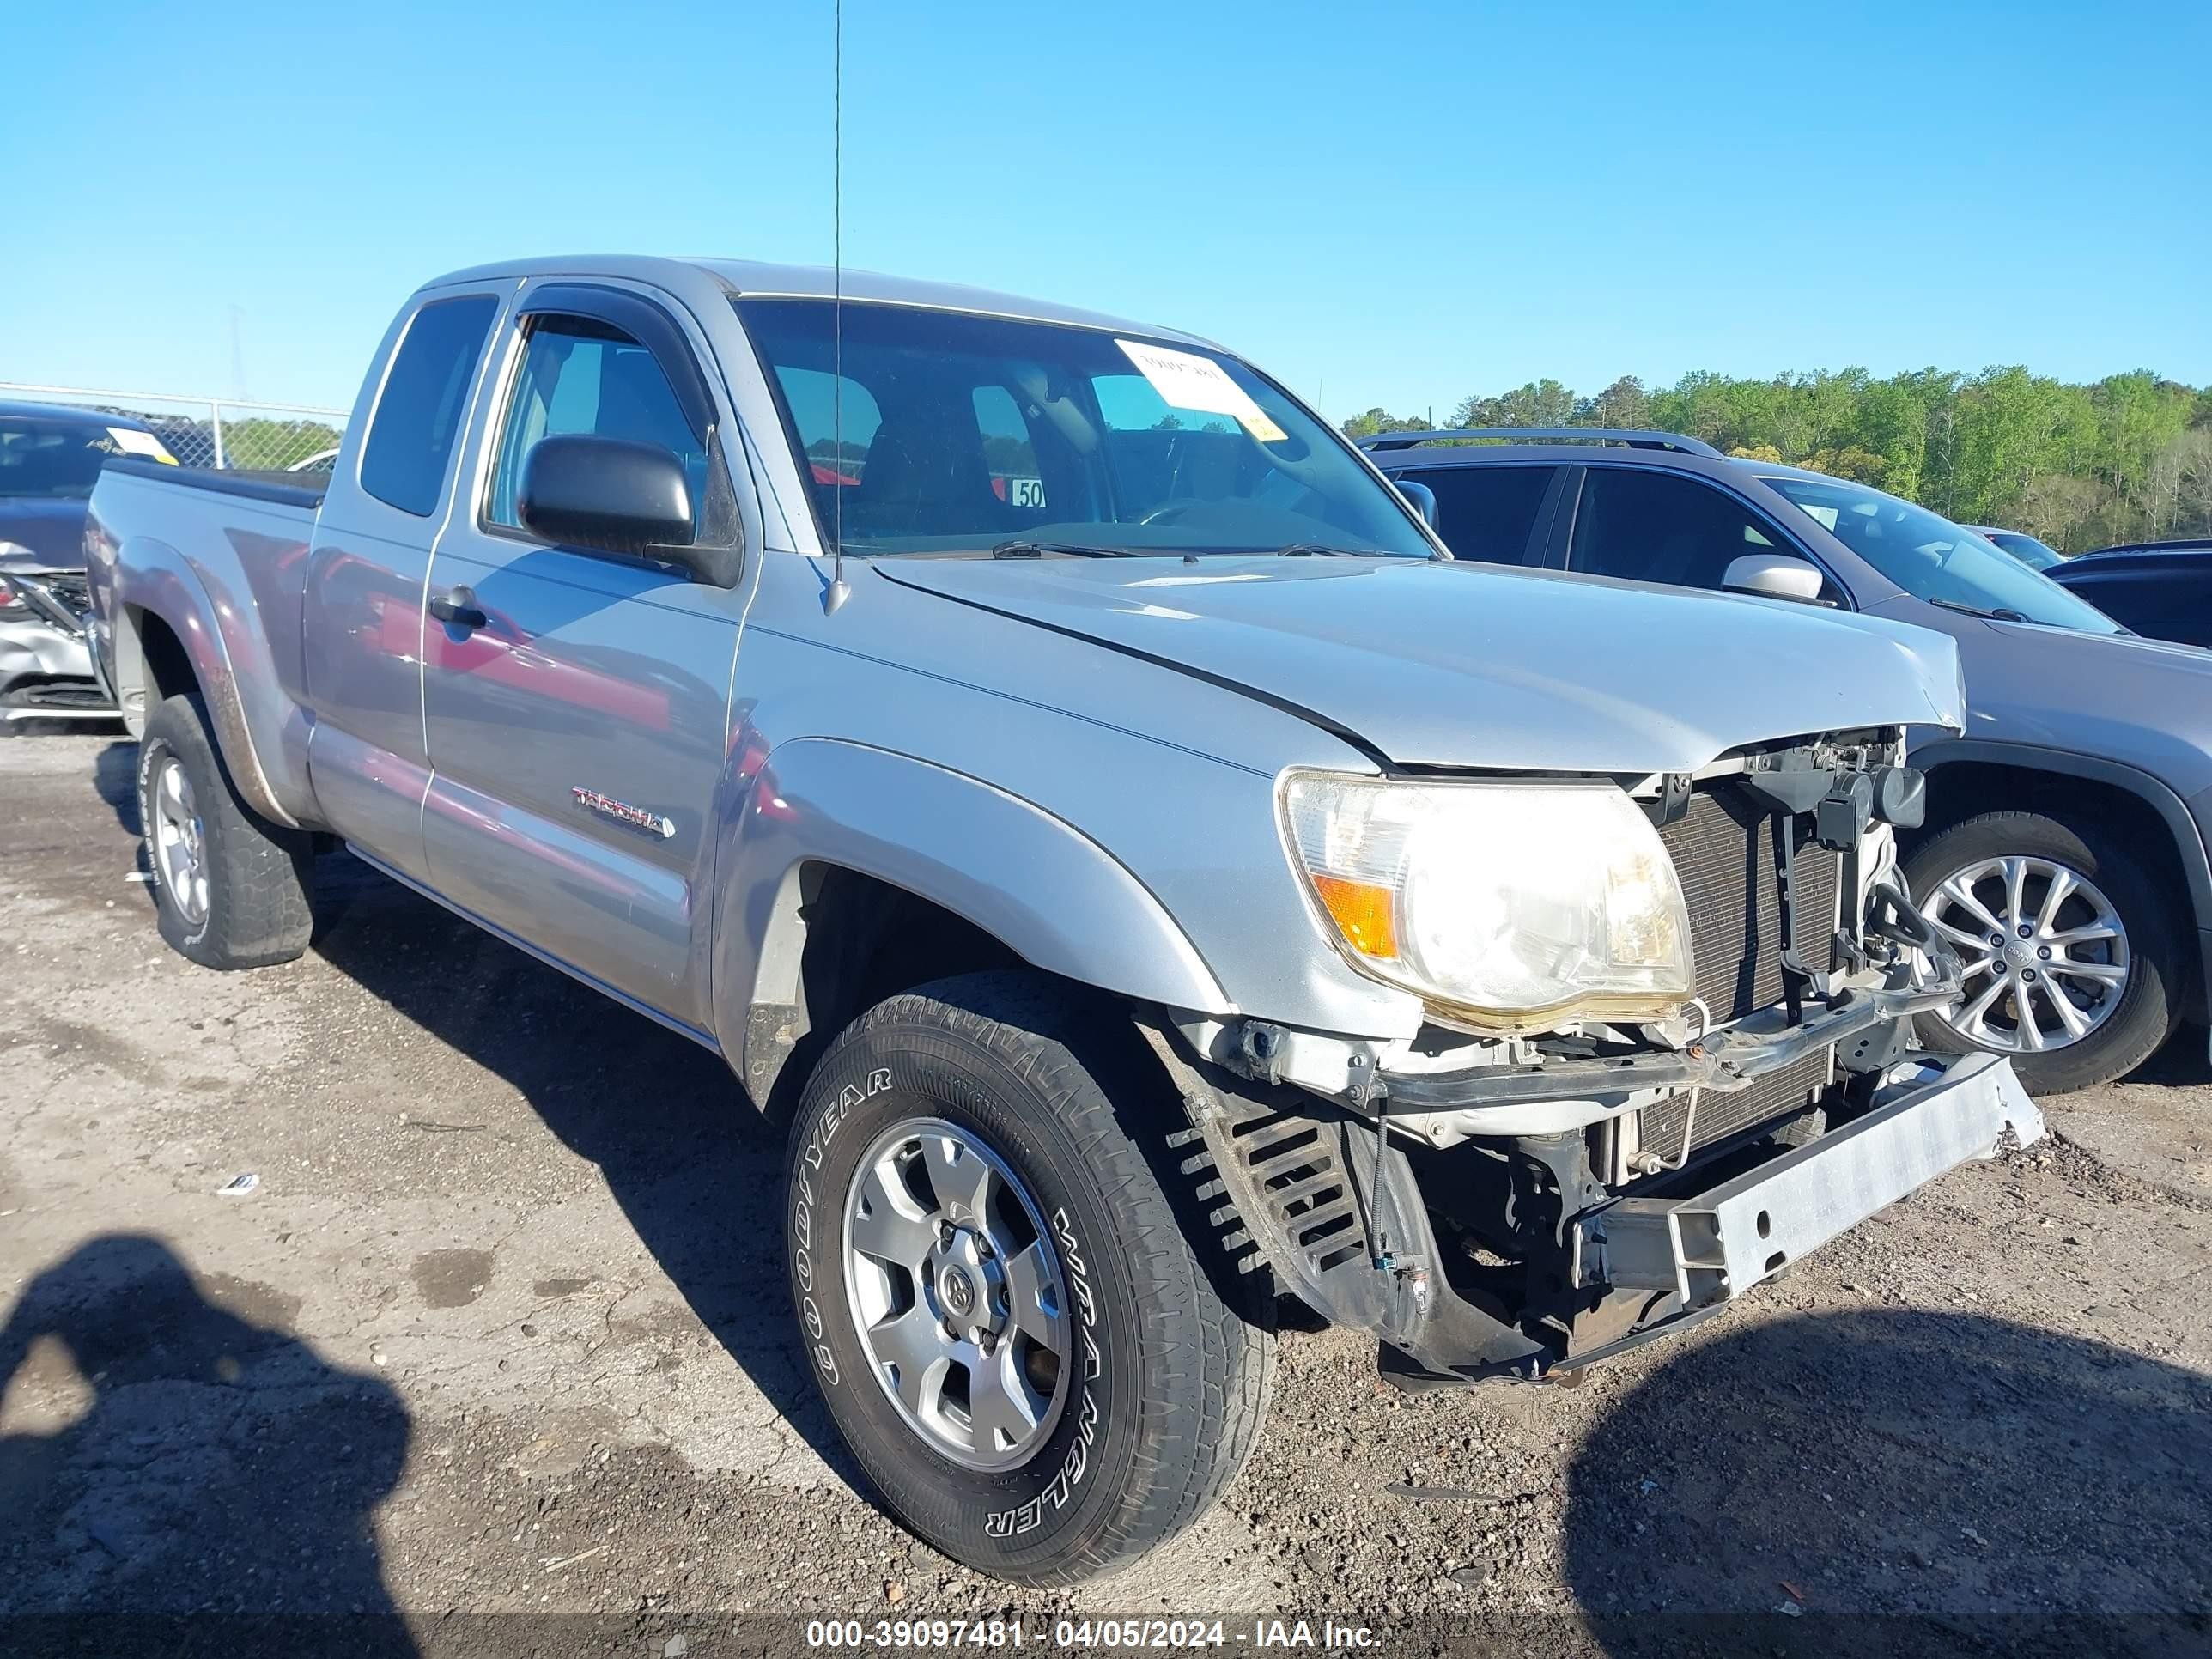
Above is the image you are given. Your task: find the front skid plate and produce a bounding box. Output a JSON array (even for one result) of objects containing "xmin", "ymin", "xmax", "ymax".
[{"xmin": 1587, "ymin": 1052, "xmax": 2042, "ymax": 1313}]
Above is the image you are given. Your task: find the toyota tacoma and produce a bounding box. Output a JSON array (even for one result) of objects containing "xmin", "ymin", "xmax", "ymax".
[{"xmin": 85, "ymin": 256, "xmax": 2036, "ymax": 1584}]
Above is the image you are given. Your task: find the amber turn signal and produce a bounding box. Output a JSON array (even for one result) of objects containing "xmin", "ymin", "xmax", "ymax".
[{"xmin": 1310, "ymin": 873, "xmax": 1399, "ymax": 961}]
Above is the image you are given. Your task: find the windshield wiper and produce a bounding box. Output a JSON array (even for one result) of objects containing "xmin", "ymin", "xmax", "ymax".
[
  {"xmin": 990, "ymin": 539, "xmax": 1148, "ymax": 560},
  {"xmin": 1928, "ymin": 596, "xmax": 2030, "ymax": 623}
]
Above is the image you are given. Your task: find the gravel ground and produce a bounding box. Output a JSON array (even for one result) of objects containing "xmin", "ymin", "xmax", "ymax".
[{"xmin": 3, "ymin": 731, "xmax": 2209, "ymax": 1656}]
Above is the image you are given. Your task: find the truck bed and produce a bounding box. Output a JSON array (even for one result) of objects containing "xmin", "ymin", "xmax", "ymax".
[
  {"xmin": 85, "ymin": 455, "xmax": 328, "ymax": 824},
  {"xmin": 102, "ymin": 456, "xmax": 327, "ymax": 511}
]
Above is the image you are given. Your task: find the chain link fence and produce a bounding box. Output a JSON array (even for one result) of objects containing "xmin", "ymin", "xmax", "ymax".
[{"xmin": 0, "ymin": 382, "xmax": 349, "ymax": 473}]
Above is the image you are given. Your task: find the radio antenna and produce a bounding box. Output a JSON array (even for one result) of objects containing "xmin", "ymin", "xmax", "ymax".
[{"xmin": 823, "ymin": 0, "xmax": 853, "ymax": 615}]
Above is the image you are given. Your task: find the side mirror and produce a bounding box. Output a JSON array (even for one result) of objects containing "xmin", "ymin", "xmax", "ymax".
[
  {"xmin": 1393, "ymin": 477, "xmax": 1439, "ymax": 529},
  {"xmin": 1723, "ymin": 551, "xmax": 1826, "ymax": 604},
  {"xmin": 520, "ymin": 434, "xmax": 695, "ymax": 561}
]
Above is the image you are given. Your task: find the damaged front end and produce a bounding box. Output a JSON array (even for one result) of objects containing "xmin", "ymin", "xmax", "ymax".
[
  {"xmin": 1152, "ymin": 732, "xmax": 2042, "ymax": 1383},
  {"xmin": 0, "ymin": 565, "xmax": 117, "ymax": 722}
]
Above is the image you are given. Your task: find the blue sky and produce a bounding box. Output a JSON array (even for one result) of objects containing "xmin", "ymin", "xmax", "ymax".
[{"xmin": 4, "ymin": 0, "xmax": 2206, "ymax": 420}]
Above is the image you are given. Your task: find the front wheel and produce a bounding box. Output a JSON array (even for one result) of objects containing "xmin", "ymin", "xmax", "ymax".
[
  {"xmin": 783, "ymin": 972, "xmax": 1273, "ymax": 1584},
  {"xmin": 1904, "ymin": 811, "xmax": 2179, "ymax": 1095}
]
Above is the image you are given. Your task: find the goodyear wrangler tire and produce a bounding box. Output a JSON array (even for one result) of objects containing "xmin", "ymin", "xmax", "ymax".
[
  {"xmin": 784, "ymin": 971, "xmax": 1274, "ymax": 1584},
  {"xmin": 137, "ymin": 692, "xmax": 315, "ymax": 969}
]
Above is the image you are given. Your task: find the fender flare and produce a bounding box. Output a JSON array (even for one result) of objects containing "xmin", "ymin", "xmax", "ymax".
[
  {"xmin": 109, "ymin": 537, "xmax": 300, "ymax": 829},
  {"xmin": 714, "ymin": 737, "xmax": 1234, "ymax": 1104}
]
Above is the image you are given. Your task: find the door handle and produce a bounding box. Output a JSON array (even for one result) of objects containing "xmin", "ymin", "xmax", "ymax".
[{"xmin": 429, "ymin": 586, "xmax": 487, "ymax": 631}]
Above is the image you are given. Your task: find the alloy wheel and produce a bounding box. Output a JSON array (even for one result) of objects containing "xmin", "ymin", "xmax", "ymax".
[
  {"xmin": 150, "ymin": 755, "xmax": 210, "ymax": 926},
  {"xmin": 842, "ymin": 1116, "xmax": 1071, "ymax": 1470},
  {"xmin": 1919, "ymin": 854, "xmax": 2129, "ymax": 1053}
]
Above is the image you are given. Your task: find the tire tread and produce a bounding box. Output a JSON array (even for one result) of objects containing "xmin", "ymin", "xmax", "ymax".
[
  {"xmin": 823, "ymin": 971, "xmax": 1273, "ymax": 1583},
  {"xmin": 142, "ymin": 692, "xmax": 314, "ymax": 969}
]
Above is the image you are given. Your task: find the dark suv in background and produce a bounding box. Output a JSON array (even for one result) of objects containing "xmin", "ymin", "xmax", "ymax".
[
  {"xmin": 1368, "ymin": 428, "xmax": 2212, "ymax": 1094},
  {"xmin": 2050, "ymin": 538, "xmax": 2212, "ymax": 650}
]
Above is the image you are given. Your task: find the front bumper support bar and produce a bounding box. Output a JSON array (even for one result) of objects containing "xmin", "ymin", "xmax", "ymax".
[
  {"xmin": 1578, "ymin": 1051, "xmax": 2042, "ymax": 1323},
  {"xmin": 1379, "ymin": 979, "xmax": 1955, "ymax": 1110}
]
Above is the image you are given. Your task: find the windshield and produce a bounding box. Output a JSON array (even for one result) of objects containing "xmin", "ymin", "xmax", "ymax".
[
  {"xmin": 736, "ymin": 299, "xmax": 1436, "ymax": 558},
  {"xmin": 0, "ymin": 416, "xmax": 173, "ymax": 500},
  {"xmin": 1764, "ymin": 475, "xmax": 2120, "ymax": 633}
]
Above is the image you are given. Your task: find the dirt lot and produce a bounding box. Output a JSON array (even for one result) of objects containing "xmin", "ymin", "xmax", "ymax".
[{"xmin": 4, "ymin": 731, "xmax": 2210, "ymax": 1655}]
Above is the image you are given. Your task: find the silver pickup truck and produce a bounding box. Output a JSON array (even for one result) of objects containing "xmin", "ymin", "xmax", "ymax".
[{"xmin": 85, "ymin": 256, "xmax": 2038, "ymax": 1584}]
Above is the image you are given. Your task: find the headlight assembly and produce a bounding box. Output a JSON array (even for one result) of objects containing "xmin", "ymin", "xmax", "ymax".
[{"xmin": 1280, "ymin": 771, "xmax": 1693, "ymax": 1030}]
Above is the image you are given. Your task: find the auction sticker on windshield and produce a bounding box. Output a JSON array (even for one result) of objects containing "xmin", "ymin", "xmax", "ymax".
[{"xmin": 1116, "ymin": 340, "xmax": 1288, "ymax": 443}]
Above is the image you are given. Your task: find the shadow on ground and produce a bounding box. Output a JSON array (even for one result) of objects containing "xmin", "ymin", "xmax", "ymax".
[
  {"xmin": 89, "ymin": 740, "xmax": 139, "ymax": 836},
  {"xmin": 1563, "ymin": 1307, "xmax": 2212, "ymax": 1655},
  {"xmin": 0, "ymin": 1234, "xmax": 414, "ymax": 1651},
  {"xmin": 307, "ymin": 855, "xmax": 848, "ymax": 1480}
]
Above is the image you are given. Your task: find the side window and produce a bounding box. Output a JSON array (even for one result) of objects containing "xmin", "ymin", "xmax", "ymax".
[
  {"xmin": 1569, "ymin": 467, "xmax": 1811, "ymax": 593},
  {"xmin": 487, "ymin": 315, "xmax": 708, "ymax": 531},
  {"xmin": 972, "ymin": 385, "xmax": 1048, "ymax": 514},
  {"xmin": 1396, "ymin": 465, "xmax": 1555, "ymax": 565},
  {"xmin": 359, "ymin": 295, "xmax": 500, "ymax": 516},
  {"xmin": 2084, "ymin": 573, "xmax": 2212, "ymax": 647},
  {"xmin": 769, "ymin": 365, "xmax": 883, "ymax": 492}
]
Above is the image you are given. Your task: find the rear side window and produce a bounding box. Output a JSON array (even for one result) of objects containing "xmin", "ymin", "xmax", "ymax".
[
  {"xmin": 359, "ymin": 295, "xmax": 499, "ymax": 516},
  {"xmin": 1570, "ymin": 466, "xmax": 1805, "ymax": 593},
  {"xmin": 1397, "ymin": 465, "xmax": 1555, "ymax": 565}
]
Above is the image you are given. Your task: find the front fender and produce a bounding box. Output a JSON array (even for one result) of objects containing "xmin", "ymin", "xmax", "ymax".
[
  {"xmin": 713, "ymin": 737, "xmax": 1233, "ymax": 1103},
  {"xmin": 1915, "ymin": 736, "xmax": 2212, "ymax": 926},
  {"xmin": 1918, "ymin": 735, "xmax": 2212, "ymax": 1020},
  {"xmin": 106, "ymin": 535, "xmax": 306, "ymax": 829}
]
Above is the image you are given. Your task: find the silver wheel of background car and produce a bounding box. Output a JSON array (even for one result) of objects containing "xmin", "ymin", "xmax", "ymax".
[
  {"xmin": 1920, "ymin": 854, "xmax": 2129, "ymax": 1053},
  {"xmin": 842, "ymin": 1115, "xmax": 1071, "ymax": 1472},
  {"xmin": 150, "ymin": 755, "xmax": 210, "ymax": 926}
]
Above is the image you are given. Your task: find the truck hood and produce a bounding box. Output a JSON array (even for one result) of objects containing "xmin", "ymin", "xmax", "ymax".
[
  {"xmin": 0, "ymin": 498, "xmax": 91, "ymax": 571},
  {"xmin": 878, "ymin": 556, "xmax": 1966, "ymax": 774}
]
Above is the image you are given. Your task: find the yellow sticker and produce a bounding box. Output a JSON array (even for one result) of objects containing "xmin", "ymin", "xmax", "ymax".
[{"xmin": 107, "ymin": 426, "xmax": 176, "ymax": 462}]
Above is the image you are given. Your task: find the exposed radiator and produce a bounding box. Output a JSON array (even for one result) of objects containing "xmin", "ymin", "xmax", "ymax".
[{"xmin": 1643, "ymin": 783, "xmax": 1842, "ymax": 1153}]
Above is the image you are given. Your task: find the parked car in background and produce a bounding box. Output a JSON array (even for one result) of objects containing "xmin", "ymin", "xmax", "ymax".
[
  {"xmin": 83, "ymin": 256, "xmax": 2031, "ymax": 1583},
  {"xmin": 0, "ymin": 399, "xmax": 173, "ymax": 721},
  {"xmin": 2049, "ymin": 538, "xmax": 2212, "ymax": 650},
  {"xmin": 1967, "ymin": 525, "xmax": 2066, "ymax": 570},
  {"xmin": 1365, "ymin": 428, "xmax": 2212, "ymax": 1094}
]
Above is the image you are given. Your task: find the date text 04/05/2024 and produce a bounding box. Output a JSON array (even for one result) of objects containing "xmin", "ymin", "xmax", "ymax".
[{"xmin": 805, "ymin": 1620, "xmax": 1381, "ymax": 1650}]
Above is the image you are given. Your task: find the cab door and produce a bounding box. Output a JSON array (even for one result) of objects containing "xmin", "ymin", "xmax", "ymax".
[
  {"xmin": 419, "ymin": 283, "xmax": 748, "ymax": 1033},
  {"xmin": 302, "ymin": 290, "xmax": 501, "ymax": 881}
]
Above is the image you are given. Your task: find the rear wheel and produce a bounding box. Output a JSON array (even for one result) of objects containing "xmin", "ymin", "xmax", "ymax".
[
  {"xmin": 1904, "ymin": 811, "xmax": 2178, "ymax": 1095},
  {"xmin": 784, "ymin": 971, "xmax": 1273, "ymax": 1584},
  {"xmin": 137, "ymin": 692, "xmax": 316, "ymax": 969}
]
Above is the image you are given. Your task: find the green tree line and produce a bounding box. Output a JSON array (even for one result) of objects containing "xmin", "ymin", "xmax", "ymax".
[{"xmin": 1343, "ymin": 368, "xmax": 2212, "ymax": 552}]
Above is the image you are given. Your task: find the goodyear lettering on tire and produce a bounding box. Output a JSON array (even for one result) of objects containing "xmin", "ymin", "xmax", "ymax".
[{"xmin": 791, "ymin": 1066, "xmax": 893, "ymax": 1389}]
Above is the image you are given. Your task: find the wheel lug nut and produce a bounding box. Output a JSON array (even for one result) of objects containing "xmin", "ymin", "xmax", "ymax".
[
  {"xmin": 1990, "ymin": 935, "xmax": 2005, "ymax": 948},
  {"xmin": 943, "ymin": 1318, "xmax": 961, "ymax": 1342},
  {"xmin": 938, "ymin": 1222, "xmax": 956, "ymax": 1248},
  {"xmin": 2021, "ymin": 968, "xmax": 2037, "ymax": 981},
  {"xmin": 2037, "ymin": 946, "xmax": 2051, "ymax": 960},
  {"xmin": 2018, "ymin": 925, "xmax": 2033, "ymax": 939}
]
